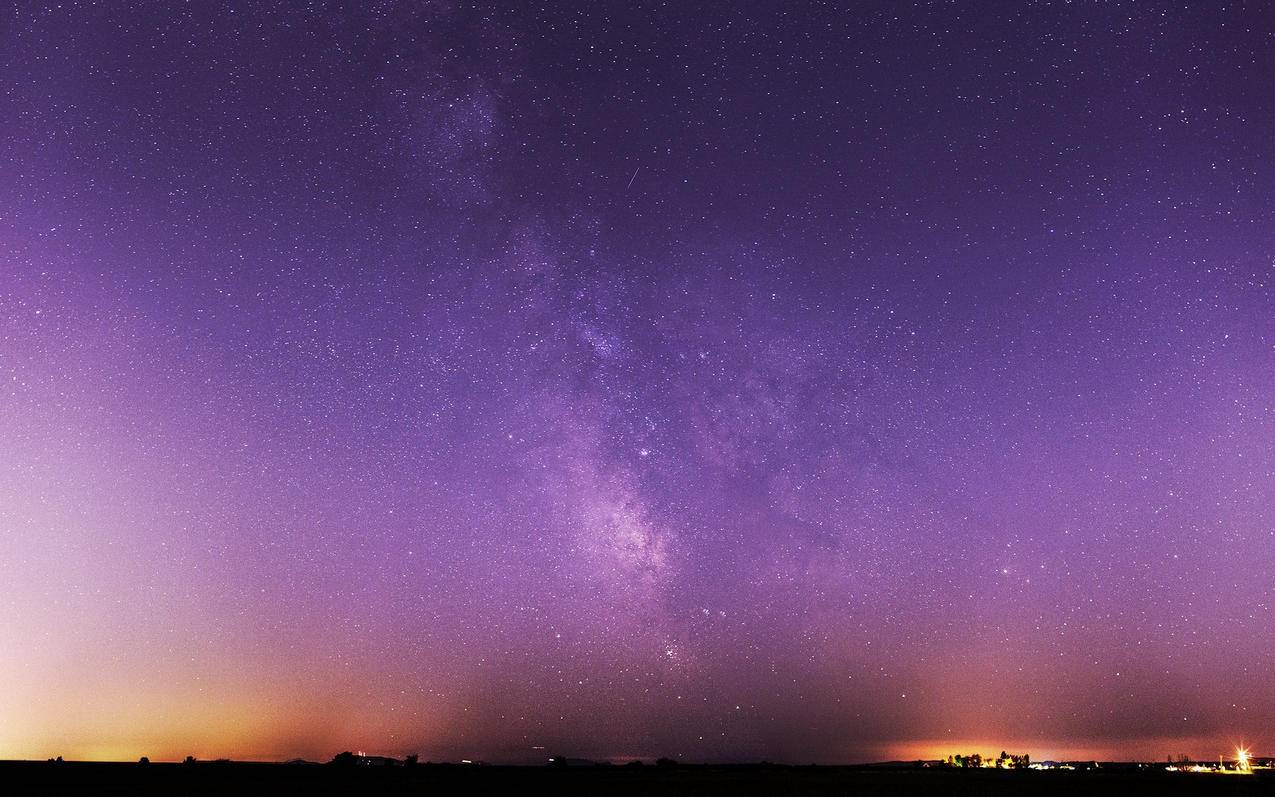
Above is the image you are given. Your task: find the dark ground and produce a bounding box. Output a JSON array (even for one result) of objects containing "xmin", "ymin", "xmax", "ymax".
[{"xmin": 3, "ymin": 761, "xmax": 1274, "ymax": 796}]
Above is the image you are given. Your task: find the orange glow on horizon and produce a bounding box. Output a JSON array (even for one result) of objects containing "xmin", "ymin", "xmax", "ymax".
[{"xmin": 882, "ymin": 735, "xmax": 1264, "ymax": 765}]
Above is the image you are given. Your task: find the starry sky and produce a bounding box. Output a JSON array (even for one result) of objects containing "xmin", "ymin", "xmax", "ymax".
[{"xmin": 1, "ymin": 0, "xmax": 1272, "ymax": 765}]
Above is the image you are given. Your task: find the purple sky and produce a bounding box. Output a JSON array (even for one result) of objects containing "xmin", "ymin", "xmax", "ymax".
[{"xmin": 1, "ymin": 1, "xmax": 1272, "ymax": 764}]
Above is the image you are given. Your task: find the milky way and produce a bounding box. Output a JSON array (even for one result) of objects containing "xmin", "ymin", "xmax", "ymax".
[{"xmin": 1, "ymin": 1, "xmax": 1272, "ymax": 764}]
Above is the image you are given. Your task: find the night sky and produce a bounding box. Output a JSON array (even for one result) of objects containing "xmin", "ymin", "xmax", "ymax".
[{"xmin": 2, "ymin": 1, "xmax": 1272, "ymax": 765}]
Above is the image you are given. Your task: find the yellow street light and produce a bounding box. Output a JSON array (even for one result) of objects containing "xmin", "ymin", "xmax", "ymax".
[{"xmin": 1236, "ymin": 747, "xmax": 1250, "ymax": 772}]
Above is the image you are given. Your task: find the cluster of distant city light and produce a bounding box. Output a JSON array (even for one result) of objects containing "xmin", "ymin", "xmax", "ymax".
[
  {"xmin": 941, "ymin": 747, "xmax": 1264, "ymax": 774},
  {"xmin": 1165, "ymin": 747, "xmax": 1258, "ymax": 775}
]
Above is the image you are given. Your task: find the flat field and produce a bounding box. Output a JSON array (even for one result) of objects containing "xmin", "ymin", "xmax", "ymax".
[{"xmin": 4, "ymin": 761, "xmax": 1274, "ymax": 796}]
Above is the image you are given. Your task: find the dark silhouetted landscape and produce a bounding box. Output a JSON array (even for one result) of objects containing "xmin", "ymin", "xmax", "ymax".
[{"xmin": 6, "ymin": 758, "xmax": 1275, "ymax": 797}]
